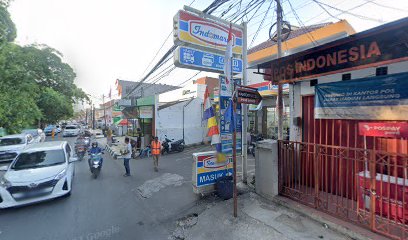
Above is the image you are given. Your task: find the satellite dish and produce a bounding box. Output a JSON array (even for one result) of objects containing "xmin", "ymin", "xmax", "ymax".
[{"xmin": 269, "ymin": 21, "xmax": 292, "ymax": 42}]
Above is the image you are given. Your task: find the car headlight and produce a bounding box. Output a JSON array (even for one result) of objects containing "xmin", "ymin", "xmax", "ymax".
[
  {"xmin": 54, "ymin": 168, "xmax": 67, "ymax": 180},
  {"xmin": 0, "ymin": 176, "xmax": 12, "ymax": 188}
]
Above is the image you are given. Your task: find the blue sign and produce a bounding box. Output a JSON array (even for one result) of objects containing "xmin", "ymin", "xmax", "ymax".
[
  {"xmin": 315, "ymin": 72, "xmax": 408, "ymax": 120},
  {"xmin": 219, "ymin": 76, "xmax": 242, "ymax": 154},
  {"xmin": 175, "ymin": 46, "xmax": 243, "ymax": 74}
]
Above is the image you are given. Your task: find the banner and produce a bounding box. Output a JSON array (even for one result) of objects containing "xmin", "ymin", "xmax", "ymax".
[
  {"xmin": 193, "ymin": 152, "xmax": 233, "ymax": 187},
  {"xmin": 315, "ymin": 72, "xmax": 408, "ymax": 120}
]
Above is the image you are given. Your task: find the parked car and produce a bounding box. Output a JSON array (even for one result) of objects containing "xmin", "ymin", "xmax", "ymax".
[
  {"xmin": 0, "ymin": 141, "xmax": 78, "ymax": 208},
  {"xmin": 44, "ymin": 125, "xmax": 57, "ymax": 136},
  {"xmin": 62, "ymin": 125, "xmax": 80, "ymax": 137},
  {"xmin": 22, "ymin": 129, "xmax": 46, "ymax": 143},
  {"xmin": 0, "ymin": 134, "xmax": 35, "ymax": 163}
]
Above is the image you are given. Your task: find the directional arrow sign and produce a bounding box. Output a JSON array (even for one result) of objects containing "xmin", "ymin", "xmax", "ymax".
[{"xmin": 237, "ymin": 86, "xmax": 262, "ymax": 105}]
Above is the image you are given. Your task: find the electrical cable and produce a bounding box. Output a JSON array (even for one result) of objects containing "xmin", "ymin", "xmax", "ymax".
[
  {"xmin": 364, "ymin": 0, "xmax": 408, "ymax": 12},
  {"xmin": 287, "ymin": 0, "xmax": 318, "ymax": 46},
  {"xmin": 312, "ymin": 0, "xmax": 384, "ymax": 23},
  {"xmin": 312, "ymin": 0, "xmax": 341, "ymax": 21},
  {"xmin": 249, "ymin": 0, "xmax": 275, "ymax": 48}
]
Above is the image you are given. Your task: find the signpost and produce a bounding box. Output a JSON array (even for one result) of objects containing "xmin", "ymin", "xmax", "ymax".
[
  {"xmin": 174, "ymin": 46, "xmax": 243, "ymax": 74},
  {"xmin": 237, "ymin": 86, "xmax": 262, "ymax": 105}
]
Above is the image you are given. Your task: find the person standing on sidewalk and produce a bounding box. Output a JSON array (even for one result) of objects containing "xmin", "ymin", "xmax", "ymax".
[
  {"xmin": 123, "ymin": 137, "xmax": 132, "ymax": 177},
  {"xmin": 151, "ymin": 136, "xmax": 161, "ymax": 172}
]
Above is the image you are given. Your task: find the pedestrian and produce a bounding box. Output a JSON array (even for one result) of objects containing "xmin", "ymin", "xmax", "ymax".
[
  {"xmin": 151, "ymin": 136, "xmax": 161, "ymax": 172},
  {"xmin": 107, "ymin": 128, "xmax": 112, "ymax": 146},
  {"xmin": 123, "ymin": 137, "xmax": 132, "ymax": 177}
]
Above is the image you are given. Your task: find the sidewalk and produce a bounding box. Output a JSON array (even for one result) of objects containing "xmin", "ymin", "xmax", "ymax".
[
  {"xmin": 170, "ymin": 191, "xmax": 352, "ymax": 240},
  {"xmin": 104, "ymin": 136, "xmax": 126, "ymax": 159}
]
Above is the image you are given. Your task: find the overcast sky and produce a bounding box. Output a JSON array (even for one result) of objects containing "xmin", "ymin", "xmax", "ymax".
[{"xmin": 8, "ymin": 0, "xmax": 408, "ymax": 104}]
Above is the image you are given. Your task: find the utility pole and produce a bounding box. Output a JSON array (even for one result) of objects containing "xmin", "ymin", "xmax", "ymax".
[
  {"xmin": 276, "ymin": 0, "xmax": 284, "ymax": 140},
  {"xmin": 93, "ymin": 104, "xmax": 96, "ymax": 130},
  {"xmin": 102, "ymin": 94, "xmax": 107, "ymax": 130},
  {"xmin": 242, "ymin": 22, "xmax": 248, "ymax": 184}
]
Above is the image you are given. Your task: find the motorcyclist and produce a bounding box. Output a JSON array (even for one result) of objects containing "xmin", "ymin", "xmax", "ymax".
[{"xmin": 88, "ymin": 142, "xmax": 103, "ymax": 168}]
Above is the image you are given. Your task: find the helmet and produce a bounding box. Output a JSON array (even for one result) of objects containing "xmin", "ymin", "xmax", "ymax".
[{"xmin": 92, "ymin": 142, "xmax": 98, "ymax": 148}]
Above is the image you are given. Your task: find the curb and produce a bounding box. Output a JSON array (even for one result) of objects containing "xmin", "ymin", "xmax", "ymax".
[
  {"xmin": 270, "ymin": 196, "xmax": 387, "ymax": 240},
  {"xmin": 105, "ymin": 144, "xmax": 120, "ymax": 159}
]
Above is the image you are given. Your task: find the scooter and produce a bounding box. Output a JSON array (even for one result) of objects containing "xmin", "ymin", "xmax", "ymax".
[
  {"xmin": 161, "ymin": 136, "xmax": 185, "ymax": 155},
  {"xmin": 88, "ymin": 152, "xmax": 103, "ymax": 179},
  {"xmin": 76, "ymin": 145, "xmax": 86, "ymax": 161}
]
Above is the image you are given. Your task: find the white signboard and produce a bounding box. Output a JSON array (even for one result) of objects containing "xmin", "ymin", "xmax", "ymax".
[{"xmin": 139, "ymin": 106, "xmax": 153, "ymax": 119}]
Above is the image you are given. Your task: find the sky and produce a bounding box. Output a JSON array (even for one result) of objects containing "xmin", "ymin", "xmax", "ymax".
[{"xmin": 8, "ymin": 0, "xmax": 408, "ymax": 105}]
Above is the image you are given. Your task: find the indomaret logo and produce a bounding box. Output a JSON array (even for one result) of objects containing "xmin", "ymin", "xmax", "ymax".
[{"xmin": 190, "ymin": 20, "xmax": 233, "ymax": 47}]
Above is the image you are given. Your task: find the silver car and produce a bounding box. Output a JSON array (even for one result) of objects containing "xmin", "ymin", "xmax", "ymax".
[{"xmin": 0, "ymin": 134, "xmax": 34, "ymax": 163}]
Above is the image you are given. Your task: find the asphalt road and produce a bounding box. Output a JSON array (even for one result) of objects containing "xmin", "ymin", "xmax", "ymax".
[{"xmin": 0, "ymin": 136, "xmax": 216, "ymax": 240}]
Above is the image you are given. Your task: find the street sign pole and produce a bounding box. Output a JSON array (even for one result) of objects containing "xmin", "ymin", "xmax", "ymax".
[
  {"xmin": 242, "ymin": 21, "xmax": 248, "ymax": 184},
  {"xmin": 232, "ymin": 56, "xmax": 238, "ymax": 218},
  {"xmin": 276, "ymin": 0, "xmax": 284, "ymax": 140}
]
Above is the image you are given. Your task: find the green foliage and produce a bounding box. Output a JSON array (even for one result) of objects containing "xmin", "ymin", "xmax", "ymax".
[
  {"xmin": 37, "ymin": 88, "xmax": 73, "ymax": 124},
  {"xmin": 0, "ymin": 5, "xmax": 16, "ymax": 45},
  {"xmin": 0, "ymin": 6, "xmax": 89, "ymax": 133}
]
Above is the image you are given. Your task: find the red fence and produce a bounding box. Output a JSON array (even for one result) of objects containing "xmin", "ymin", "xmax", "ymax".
[{"xmin": 279, "ymin": 140, "xmax": 408, "ymax": 239}]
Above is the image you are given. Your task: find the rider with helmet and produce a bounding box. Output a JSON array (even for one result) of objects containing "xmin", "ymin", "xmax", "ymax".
[{"xmin": 89, "ymin": 142, "xmax": 103, "ymax": 167}]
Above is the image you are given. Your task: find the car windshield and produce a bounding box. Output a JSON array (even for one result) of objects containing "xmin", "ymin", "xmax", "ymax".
[
  {"xmin": 22, "ymin": 129, "xmax": 38, "ymax": 137},
  {"xmin": 65, "ymin": 126, "xmax": 77, "ymax": 130},
  {"xmin": 0, "ymin": 137, "xmax": 24, "ymax": 146},
  {"xmin": 11, "ymin": 150, "xmax": 65, "ymax": 170}
]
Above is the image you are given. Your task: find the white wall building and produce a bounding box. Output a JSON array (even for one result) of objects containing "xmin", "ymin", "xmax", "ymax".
[{"xmin": 155, "ymin": 82, "xmax": 208, "ymax": 145}]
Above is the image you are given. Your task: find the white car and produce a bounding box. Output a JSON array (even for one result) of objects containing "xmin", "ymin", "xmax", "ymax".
[
  {"xmin": 62, "ymin": 125, "xmax": 80, "ymax": 137},
  {"xmin": 0, "ymin": 134, "xmax": 34, "ymax": 163},
  {"xmin": 0, "ymin": 141, "xmax": 78, "ymax": 208}
]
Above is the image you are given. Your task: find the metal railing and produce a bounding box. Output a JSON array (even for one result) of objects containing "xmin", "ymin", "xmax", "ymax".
[{"xmin": 278, "ymin": 140, "xmax": 408, "ymax": 240}]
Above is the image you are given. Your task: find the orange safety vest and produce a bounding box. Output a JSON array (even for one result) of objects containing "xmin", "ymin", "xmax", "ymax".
[{"xmin": 151, "ymin": 141, "xmax": 161, "ymax": 155}]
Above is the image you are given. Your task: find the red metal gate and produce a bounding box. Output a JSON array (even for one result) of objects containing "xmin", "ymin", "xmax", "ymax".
[
  {"xmin": 279, "ymin": 141, "xmax": 408, "ymax": 239},
  {"xmin": 277, "ymin": 95, "xmax": 408, "ymax": 239}
]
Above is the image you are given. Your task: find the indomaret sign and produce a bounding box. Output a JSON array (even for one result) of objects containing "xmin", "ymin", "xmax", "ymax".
[
  {"xmin": 174, "ymin": 10, "xmax": 243, "ymax": 55},
  {"xmin": 260, "ymin": 18, "xmax": 408, "ymax": 82}
]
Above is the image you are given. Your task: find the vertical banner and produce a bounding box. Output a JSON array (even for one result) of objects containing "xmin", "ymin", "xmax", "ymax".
[{"xmin": 219, "ymin": 75, "xmax": 242, "ymax": 154}]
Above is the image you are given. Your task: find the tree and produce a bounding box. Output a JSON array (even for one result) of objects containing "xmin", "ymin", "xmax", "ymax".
[
  {"xmin": 37, "ymin": 88, "xmax": 73, "ymax": 124},
  {"xmin": 0, "ymin": 5, "xmax": 16, "ymax": 46}
]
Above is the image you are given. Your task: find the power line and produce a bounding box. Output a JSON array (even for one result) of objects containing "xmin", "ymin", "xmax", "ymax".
[
  {"xmin": 312, "ymin": 0, "xmax": 341, "ymax": 21},
  {"xmin": 249, "ymin": 0, "xmax": 275, "ymax": 48},
  {"xmin": 312, "ymin": 0, "xmax": 384, "ymax": 23},
  {"xmin": 287, "ymin": 0, "xmax": 318, "ymax": 46},
  {"xmin": 364, "ymin": 0, "xmax": 408, "ymax": 12},
  {"xmin": 178, "ymin": 71, "xmax": 202, "ymax": 87}
]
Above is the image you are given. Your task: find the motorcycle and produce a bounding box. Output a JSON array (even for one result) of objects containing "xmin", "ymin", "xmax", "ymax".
[
  {"xmin": 161, "ymin": 136, "xmax": 185, "ymax": 155},
  {"xmin": 76, "ymin": 145, "xmax": 86, "ymax": 161},
  {"xmin": 88, "ymin": 152, "xmax": 103, "ymax": 179}
]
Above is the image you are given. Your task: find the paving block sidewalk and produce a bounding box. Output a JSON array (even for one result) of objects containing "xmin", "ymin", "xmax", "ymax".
[{"xmin": 170, "ymin": 191, "xmax": 352, "ymax": 240}]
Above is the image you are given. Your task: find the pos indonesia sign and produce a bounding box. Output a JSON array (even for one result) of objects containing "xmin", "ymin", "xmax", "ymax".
[
  {"xmin": 358, "ymin": 122, "xmax": 408, "ymax": 138},
  {"xmin": 174, "ymin": 10, "xmax": 243, "ymax": 55},
  {"xmin": 315, "ymin": 72, "xmax": 408, "ymax": 120}
]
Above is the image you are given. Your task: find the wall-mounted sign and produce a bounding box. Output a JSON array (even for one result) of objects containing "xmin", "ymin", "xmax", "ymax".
[
  {"xmin": 358, "ymin": 122, "xmax": 408, "ymax": 138},
  {"xmin": 174, "ymin": 10, "xmax": 243, "ymax": 55},
  {"xmin": 117, "ymin": 99, "xmax": 132, "ymax": 107},
  {"xmin": 193, "ymin": 151, "xmax": 233, "ymax": 187},
  {"xmin": 174, "ymin": 46, "xmax": 243, "ymax": 74},
  {"xmin": 260, "ymin": 19, "xmax": 408, "ymax": 82},
  {"xmin": 139, "ymin": 106, "xmax": 153, "ymax": 119},
  {"xmin": 315, "ymin": 72, "xmax": 408, "ymax": 120}
]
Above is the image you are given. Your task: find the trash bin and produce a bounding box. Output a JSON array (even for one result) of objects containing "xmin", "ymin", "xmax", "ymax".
[{"xmin": 216, "ymin": 176, "xmax": 233, "ymax": 200}]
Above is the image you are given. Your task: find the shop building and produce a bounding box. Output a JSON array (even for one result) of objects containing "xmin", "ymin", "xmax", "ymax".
[{"xmin": 253, "ymin": 18, "xmax": 408, "ymax": 239}]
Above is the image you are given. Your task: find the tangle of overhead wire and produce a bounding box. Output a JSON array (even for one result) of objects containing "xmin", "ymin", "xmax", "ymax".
[
  {"xmin": 287, "ymin": 0, "xmax": 318, "ymax": 46},
  {"xmin": 249, "ymin": 0, "xmax": 275, "ymax": 48}
]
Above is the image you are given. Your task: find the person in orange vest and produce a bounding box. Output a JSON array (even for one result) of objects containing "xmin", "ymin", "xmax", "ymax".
[{"xmin": 151, "ymin": 136, "xmax": 161, "ymax": 172}]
